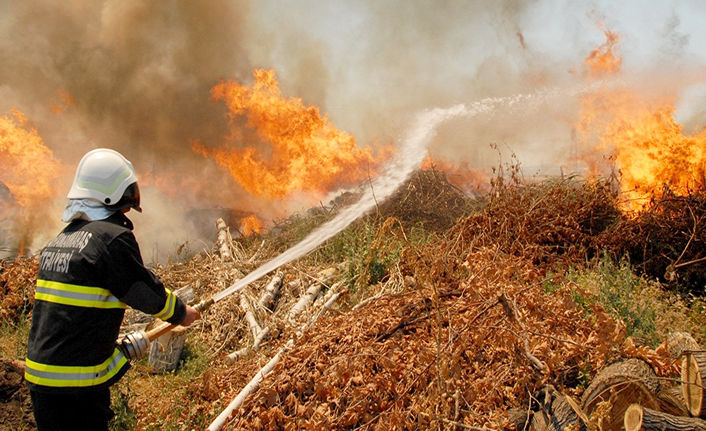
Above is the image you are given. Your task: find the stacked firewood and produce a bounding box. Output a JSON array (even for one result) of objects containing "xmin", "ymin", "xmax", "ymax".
[{"xmin": 506, "ymin": 332, "xmax": 706, "ymax": 431}]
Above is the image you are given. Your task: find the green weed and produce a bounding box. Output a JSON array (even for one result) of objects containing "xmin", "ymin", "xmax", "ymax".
[{"xmin": 568, "ymin": 255, "xmax": 706, "ymax": 347}]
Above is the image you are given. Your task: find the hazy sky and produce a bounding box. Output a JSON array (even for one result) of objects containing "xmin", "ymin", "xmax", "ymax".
[{"xmin": 1, "ymin": 0, "xmax": 705, "ymax": 258}]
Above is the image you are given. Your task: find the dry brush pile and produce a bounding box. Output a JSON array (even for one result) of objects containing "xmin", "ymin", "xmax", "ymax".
[
  {"xmin": 2, "ymin": 167, "xmax": 706, "ymax": 430},
  {"xmin": 223, "ymin": 249, "xmax": 660, "ymax": 430},
  {"xmin": 601, "ymin": 185, "xmax": 706, "ymax": 292}
]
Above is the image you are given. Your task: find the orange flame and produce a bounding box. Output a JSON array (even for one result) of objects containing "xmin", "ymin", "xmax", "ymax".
[
  {"xmin": 1, "ymin": 109, "xmax": 66, "ymax": 252},
  {"xmin": 0, "ymin": 109, "xmax": 65, "ymax": 209},
  {"xmin": 193, "ymin": 69, "xmax": 389, "ymax": 200},
  {"xmin": 240, "ymin": 214, "xmax": 264, "ymax": 236},
  {"xmin": 585, "ymin": 26, "xmax": 622, "ymax": 78},
  {"xmin": 576, "ymin": 29, "xmax": 706, "ymax": 203}
]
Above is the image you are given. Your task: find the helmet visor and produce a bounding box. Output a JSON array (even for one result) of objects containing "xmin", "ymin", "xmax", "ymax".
[{"xmin": 109, "ymin": 182, "xmax": 142, "ymax": 213}]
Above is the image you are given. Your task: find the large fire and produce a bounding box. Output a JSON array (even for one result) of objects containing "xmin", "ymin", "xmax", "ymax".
[
  {"xmin": 576, "ymin": 28, "xmax": 706, "ymax": 202},
  {"xmin": 192, "ymin": 69, "xmax": 391, "ymax": 200},
  {"xmin": 0, "ymin": 109, "xmax": 65, "ymax": 253},
  {"xmin": 0, "ymin": 109, "xmax": 65, "ymax": 209}
]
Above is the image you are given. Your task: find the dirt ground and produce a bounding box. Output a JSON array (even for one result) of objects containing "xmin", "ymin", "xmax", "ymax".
[{"xmin": 0, "ymin": 358, "xmax": 34, "ymax": 430}]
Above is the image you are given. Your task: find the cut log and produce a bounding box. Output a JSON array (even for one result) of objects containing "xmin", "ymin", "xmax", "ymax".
[
  {"xmin": 657, "ymin": 386, "xmax": 690, "ymax": 417},
  {"xmin": 666, "ymin": 332, "xmax": 700, "ymax": 359},
  {"xmin": 148, "ymin": 326, "xmax": 187, "ymax": 373},
  {"xmin": 548, "ymin": 394, "xmax": 587, "ymax": 431},
  {"xmin": 286, "ymin": 268, "xmax": 338, "ymax": 323},
  {"xmin": 257, "ymin": 272, "xmax": 283, "ymax": 310},
  {"xmin": 625, "ymin": 404, "xmax": 706, "ymax": 431},
  {"xmin": 581, "ymin": 358, "xmax": 661, "ymax": 431},
  {"xmin": 531, "ymin": 386, "xmax": 587, "ymax": 431},
  {"xmin": 681, "ymin": 350, "xmax": 706, "ymax": 417},
  {"xmin": 287, "ymin": 283, "xmax": 322, "ymax": 323},
  {"xmin": 146, "ymin": 286, "xmax": 194, "ymax": 374}
]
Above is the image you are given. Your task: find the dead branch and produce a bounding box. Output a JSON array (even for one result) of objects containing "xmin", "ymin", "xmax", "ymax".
[
  {"xmin": 215, "ymin": 218, "xmax": 233, "ymax": 261},
  {"xmin": 287, "ymin": 282, "xmax": 322, "ymax": 323},
  {"xmin": 257, "ymin": 272, "xmax": 283, "ymax": 310},
  {"xmin": 211, "ymin": 285, "xmax": 342, "ymax": 431},
  {"xmin": 225, "ymin": 326, "xmax": 271, "ymax": 364},
  {"xmin": 240, "ymin": 294, "xmax": 262, "ymax": 339}
]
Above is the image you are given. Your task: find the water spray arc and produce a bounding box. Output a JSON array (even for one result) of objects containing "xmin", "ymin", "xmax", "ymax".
[{"xmin": 140, "ymin": 85, "xmax": 587, "ymax": 345}]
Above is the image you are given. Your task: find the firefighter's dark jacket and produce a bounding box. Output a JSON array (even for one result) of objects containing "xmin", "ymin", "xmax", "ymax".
[{"xmin": 25, "ymin": 212, "xmax": 186, "ymax": 393}]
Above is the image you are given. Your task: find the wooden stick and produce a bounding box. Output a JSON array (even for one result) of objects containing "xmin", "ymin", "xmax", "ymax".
[
  {"xmin": 352, "ymin": 292, "xmax": 383, "ymax": 311},
  {"xmin": 208, "ymin": 345, "xmax": 288, "ymax": 431},
  {"xmin": 225, "ymin": 327, "xmax": 271, "ymax": 364}
]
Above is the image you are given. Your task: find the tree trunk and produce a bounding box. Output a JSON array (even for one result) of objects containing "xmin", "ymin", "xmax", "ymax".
[
  {"xmin": 681, "ymin": 350, "xmax": 706, "ymax": 417},
  {"xmin": 625, "ymin": 404, "xmax": 706, "ymax": 431},
  {"xmin": 581, "ymin": 358, "xmax": 661, "ymax": 431}
]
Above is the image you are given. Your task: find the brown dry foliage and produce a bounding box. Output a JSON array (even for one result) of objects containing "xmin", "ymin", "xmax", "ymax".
[
  {"xmin": 378, "ymin": 168, "xmax": 472, "ymax": 233},
  {"xmin": 0, "ymin": 257, "xmax": 36, "ymax": 323},
  {"xmin": 600, "ymin": 186, "xmax": 706, "ymax": 292},
  {"xmin": 221, "ymin": 248, "xmax": 673, "ymax": 430},
  {"xmin": 0, "ymin": 358, "xmax": 34, "ymax": 429},
  {"xmin": 448, "ymin": 175, "xmax": 621, "ymax": 269}
]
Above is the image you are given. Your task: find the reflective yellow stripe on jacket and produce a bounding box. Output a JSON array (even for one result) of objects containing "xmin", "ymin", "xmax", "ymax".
[
  {"xmin": 35, "ymin": 279, "xmax": 127, "ymax": 309},
  {"xmin": 24, "ymin": 348, "xmax": 128, "ymax": 388},
  {"xmin": 153, "ymin": 288, "xmax": 176, "ymax": 320}
]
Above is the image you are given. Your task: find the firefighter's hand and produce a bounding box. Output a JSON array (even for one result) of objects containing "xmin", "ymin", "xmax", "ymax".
[{"xmin": 181, "ymin": 305, "xmax": 201, "ymax": 327}]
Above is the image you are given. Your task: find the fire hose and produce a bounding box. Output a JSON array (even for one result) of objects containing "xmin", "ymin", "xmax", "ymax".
[{"xmin": 118, "ymin": 297, "xmax": 214, "ymax": 361}]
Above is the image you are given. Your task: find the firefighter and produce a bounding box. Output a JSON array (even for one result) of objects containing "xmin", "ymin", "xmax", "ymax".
[{"xmin": 25, "ymin": 148, "xmax": 201, "ymax": 430}]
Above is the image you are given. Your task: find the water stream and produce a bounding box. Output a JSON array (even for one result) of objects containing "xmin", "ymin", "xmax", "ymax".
[{"xmin": 212, "ymin": 87, "xmax": 584, "ymax": 302}]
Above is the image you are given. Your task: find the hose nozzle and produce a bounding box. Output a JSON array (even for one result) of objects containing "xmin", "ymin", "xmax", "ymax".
[
  {"xmin": 118, "ymin": 330, "xmax": 150, "ymax": 361},
  {"xmin": 194, "ymin": 298, "xmax": 215, "ymax": 313}
]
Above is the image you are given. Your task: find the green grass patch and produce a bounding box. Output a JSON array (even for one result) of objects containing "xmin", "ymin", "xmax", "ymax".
[
  {"xmin": 110, "ymin": 333, "xmax": 214, "ymax": 430},
  {"xmin": 567, "ymin": 255, "xmax": 706, "ymax": 347}
]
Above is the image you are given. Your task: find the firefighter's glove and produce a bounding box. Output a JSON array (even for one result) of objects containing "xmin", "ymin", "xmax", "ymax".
[{"xmin": 118, "ymin": 330, "xmax": 150, "ymax": 361}]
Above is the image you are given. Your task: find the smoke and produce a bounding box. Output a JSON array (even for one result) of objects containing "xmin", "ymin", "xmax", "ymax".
[
  {"xmin": 1, "ymin": 0, "xmax": 705, "ymax": 260},
  {"xmin": 0, "ymin": 0, "xmax": 255, "ymax": 260}
]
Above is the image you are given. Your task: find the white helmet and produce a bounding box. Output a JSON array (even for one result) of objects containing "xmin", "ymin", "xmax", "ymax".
[{"xmin": 67, "ymin": 148, "xmax": 142, "ymax": 212}]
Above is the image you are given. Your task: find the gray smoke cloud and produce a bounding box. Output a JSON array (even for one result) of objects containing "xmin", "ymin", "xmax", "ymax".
[{"xmin": 0, "ymin": 0, "xmax": 704, "ymax": 261}]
